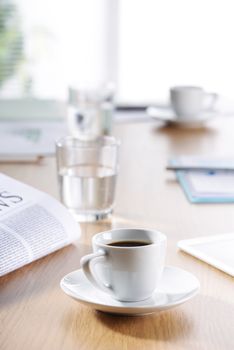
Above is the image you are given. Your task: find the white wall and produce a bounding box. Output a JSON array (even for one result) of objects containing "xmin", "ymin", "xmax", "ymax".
[{"xmin": 118, "ymin": 0, "xmax": 234, "ymax": 103}]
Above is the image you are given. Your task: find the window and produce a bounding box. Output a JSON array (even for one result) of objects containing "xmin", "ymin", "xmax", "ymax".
[
  {"xmin": 0, "ymin": 0, "xmax": 117, "ymax": 100},
  {"xmin": 1, "ymin": 0, "xmax": 234, "ymax": 106}
]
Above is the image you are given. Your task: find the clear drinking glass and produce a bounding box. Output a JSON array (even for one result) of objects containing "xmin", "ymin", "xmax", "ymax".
[
  {"xmin": 67, "ymin": 85, "xmax": 115, "ymax": 140},
  {"xmin": 56, "ymin": 136, "xmax": 120, "ymax": 222}
]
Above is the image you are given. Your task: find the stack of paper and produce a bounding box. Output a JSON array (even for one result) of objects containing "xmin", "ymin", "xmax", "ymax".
[
  {"xmin": 0, "ymin": 121, "xmax": 67, "ymax": 162},
  {"xmin": 170, "ymin": 156, "xmax": 234, "ymax": 203}
]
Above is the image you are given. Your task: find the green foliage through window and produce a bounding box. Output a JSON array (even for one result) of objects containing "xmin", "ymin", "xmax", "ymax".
[{"xmin": 0, "ymin": 0, "xmax": 23, "ymax": 86}]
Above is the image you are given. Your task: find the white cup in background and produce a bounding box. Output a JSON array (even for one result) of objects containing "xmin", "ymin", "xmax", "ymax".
[
  {"xmin": 80, "ymin": 228, "xmax": 167, "ymax": 302},
  {"xmin": 170, "ymin": 86, "xmax": 218, "ymax": 119}
]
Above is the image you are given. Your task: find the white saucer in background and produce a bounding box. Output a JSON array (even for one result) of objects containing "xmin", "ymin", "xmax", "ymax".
[
  {"xmin": 60, "ymin": 266, "xmax": 200, "ymax": 316},
  {"xmin": 147, "ymin": 106, "xmax": 219, "ymax": 127}
]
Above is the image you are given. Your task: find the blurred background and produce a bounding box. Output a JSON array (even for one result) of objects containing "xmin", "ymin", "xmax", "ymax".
[{"xmin": 1, "ymin": 0, "xmax": 234, "ymax": 108}]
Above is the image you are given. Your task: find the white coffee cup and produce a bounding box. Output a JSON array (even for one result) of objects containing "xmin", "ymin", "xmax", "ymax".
[
  {"xmin": 80, "ymin": 228, "xmax": 167, "ymax": 302},
  {"xmin": 170, "ymin": 86, "xmax": 218, "ymax": 119}
]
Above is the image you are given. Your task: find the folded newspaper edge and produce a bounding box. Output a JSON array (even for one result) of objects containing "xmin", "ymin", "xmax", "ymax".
[{"xmin": 0, "ymin": 173, "xmax": 80, "ymax": 277}]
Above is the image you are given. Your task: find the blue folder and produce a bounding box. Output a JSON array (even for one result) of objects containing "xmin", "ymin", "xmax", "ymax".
[{"xmin": 170, "ymin": 157, "xmax": 234, "ymax": 203}]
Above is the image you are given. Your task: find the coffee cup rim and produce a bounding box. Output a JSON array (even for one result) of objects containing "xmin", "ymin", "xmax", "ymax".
[
  {"xmin": 170, "ymin": 85, "xmax": 204, "ymax": 92},
  {"xmin": 92, "ymin": 228, "xmax": 167, "ymax": 249}
]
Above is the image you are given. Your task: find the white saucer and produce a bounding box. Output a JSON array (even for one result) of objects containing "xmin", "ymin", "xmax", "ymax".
[
  {"xmin": 147, "ymin": 106, "xmax": 218, "ymax": 128},
  {"xmin": 60, "ymin": 266, "xmax": 200, "ymax": 316}
]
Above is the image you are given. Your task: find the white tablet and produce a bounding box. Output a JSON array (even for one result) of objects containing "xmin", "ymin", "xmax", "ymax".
[{"xmin": 178, "ymin": 233, "xmax": 234, "ymax": 277}]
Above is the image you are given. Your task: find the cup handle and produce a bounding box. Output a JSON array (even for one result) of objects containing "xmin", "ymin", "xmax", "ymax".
[
  {"xmin": 80, "ymin": 250, "xmax": 115, "ymax": 297},
  {"xmin": 204, "ymin": 92, "xmax": 218, "ymax": 111}
]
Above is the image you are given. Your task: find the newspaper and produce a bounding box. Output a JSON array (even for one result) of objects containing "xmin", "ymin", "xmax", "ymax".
[{"xmin": 0, "ymin": 173, "xmax": 80, "ymax": 277}]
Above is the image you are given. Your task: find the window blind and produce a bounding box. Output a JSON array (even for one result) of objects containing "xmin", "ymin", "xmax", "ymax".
[{"xmin": 0, "ymin": 0, "xmax": 24, "ymax": 93}]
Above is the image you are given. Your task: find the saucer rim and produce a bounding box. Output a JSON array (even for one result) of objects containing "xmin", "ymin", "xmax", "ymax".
[
  {"xmin": 147, "ymin": 106, "xmax": 219, "ymax": 124},
  {"xmin": 61, "ymin": 282, "xmax": 199, "ymax": 314},
  {"xmin": 60, "ymin": 266, "xmax": 200, "ymax": 314}
]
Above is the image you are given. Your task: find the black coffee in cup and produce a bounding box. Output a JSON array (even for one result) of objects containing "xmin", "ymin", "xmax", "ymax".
[{"xmin": 108, "ymin": 240, "xmax": 151, "ymax": 247}]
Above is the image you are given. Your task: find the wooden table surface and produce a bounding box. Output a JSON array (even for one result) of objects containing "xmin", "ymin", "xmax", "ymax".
[{"xmin": 1, "ymin": 118, "xmax": 234, "ymax": 350}]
